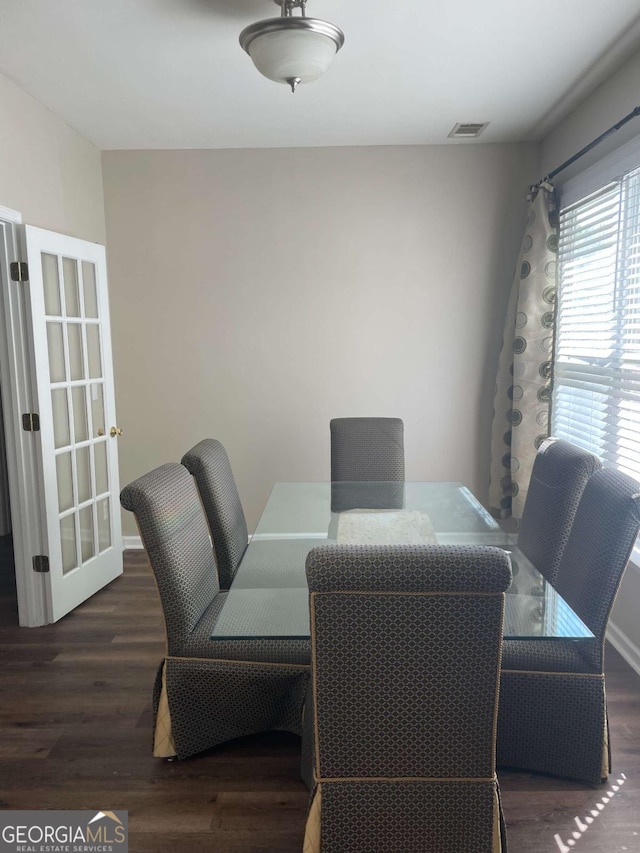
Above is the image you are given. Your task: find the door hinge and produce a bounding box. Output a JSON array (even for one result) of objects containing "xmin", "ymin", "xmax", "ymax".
[
  {"xmin": 22, "ymin": 413, "xmax": 40, "ymax": 432},
  {"xmin": 32, "ymin": 555, "xmax": 50, "ymax": 573},
  {"xmin": 10, "ymin": 261, "xmax": 29, "ymax": 282}
]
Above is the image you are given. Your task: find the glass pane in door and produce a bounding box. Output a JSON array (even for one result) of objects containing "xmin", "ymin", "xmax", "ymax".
[
  {"xmin": 47, "ymin": 323, "xmax": 66, "ymax": 382},
  {"xmin": 56, "ymin": 453, "xmax": 74, "ymax": 513},
  {"xmin": 79, "ymin": 506, "xmax": 95, "ymax": 563},
  {"xmin": 76, "ymin": 447, "xmax": 91, "ymax": 504},
  {"xmin": 63, "ymin": 258, "xmax": 80, "ymax": 317},
  {"xmin": 52, "ymin": 389, "xmax": 71, "ymax": 449},
  {"xmin": 86, "ymin": 325, "xmax": 102, "ymax": 379},
  {"xmin": 60, "ymin": 514, "xmax": 77, "ymax": 574},
  {"xmin": 42, "ymin": 253, "xmax": 61, "ymax": 316},
  {"xmin": 82, "ymin": 262, "xmax": 98, "ymax": 318},
  {"xmin": 67, "ymin": 324, "xmax": 85, "ymax": 381},
  {"xmin": 94, "ymin": 442, "xmax": 108, "ymax": 495},
  {"xmin": 97, "ymin": 498, "xmax": 111, "ymax": 552},
  {"xmin": 71, "ymin": 386, "xmax": 88, "ymax": 443},
  {"xmin": 90, "ymin": 383, "xmax": 105, "ymax": 437}
]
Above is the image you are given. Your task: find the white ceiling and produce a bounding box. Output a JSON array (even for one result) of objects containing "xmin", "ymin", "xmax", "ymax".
[{"xmin": 1, "ymin": 0, "xmax": 640, "ymax": 150}]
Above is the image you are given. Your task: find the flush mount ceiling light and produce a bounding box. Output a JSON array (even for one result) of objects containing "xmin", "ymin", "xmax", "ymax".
[{"xmin": 239, "ymin": 0, "xmax": 345, "ymax": 93}]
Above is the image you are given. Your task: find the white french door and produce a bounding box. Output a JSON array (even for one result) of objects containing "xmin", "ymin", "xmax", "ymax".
[{"xmin": 23, "ymin": 225, "xmax": 122, "ymax": 622}]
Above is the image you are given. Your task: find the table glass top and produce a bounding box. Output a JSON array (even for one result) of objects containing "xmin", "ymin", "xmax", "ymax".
[{"xmin": 211, "ymin": 482, "xmax": 593, "ymax": 642}]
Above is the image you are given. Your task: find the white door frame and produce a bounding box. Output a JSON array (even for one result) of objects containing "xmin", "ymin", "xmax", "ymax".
[{"xmin": 0, "ymin": 205, "xmax": 48, "ymax": 625}]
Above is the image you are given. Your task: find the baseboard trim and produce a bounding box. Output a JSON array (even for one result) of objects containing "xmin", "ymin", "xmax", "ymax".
[
  {"xmin": 123, "ymin": 535, "xmax": 143, "ymax": 550},
  {"xmin": 607, "ymin": 620, "xmax": 640, "ymax": 677}
]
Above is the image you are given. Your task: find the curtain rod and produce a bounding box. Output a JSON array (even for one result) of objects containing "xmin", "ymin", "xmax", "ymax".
[{"xmin": 530, "ymin": 104, "xmax": 640, "ymax": 192}]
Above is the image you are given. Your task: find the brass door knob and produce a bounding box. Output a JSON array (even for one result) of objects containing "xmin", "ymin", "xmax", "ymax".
[
  {"xmin": 97, "ymin": 428, "xmax": 105, "ymax": 436},
  {"xmin": 109, "ymin": 427, "xmax": 124, "ymax": 438}
]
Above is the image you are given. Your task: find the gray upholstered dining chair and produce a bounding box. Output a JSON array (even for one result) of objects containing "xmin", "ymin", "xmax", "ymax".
[
  {"xmin": 181, "ymin": 438, "xmax": 248, "ymax": 590},
  {"xmin": 301, "ymin": 543, "xmax": 512, "ymax": 852},
  {"xmin": 330, "ymin": 417, "xmax": 405, "ymax": 482},
  {"xmin": 120, "ymin": 463, "xmax": 309, "ymax": 760},
  {"xmin": 498, "ymin": 466, "xmax": 640, "ymax": 784},
  {"xmin": 330, "ymin": 417, "xmax": 405, "ymax": 512},
  {"xmin": 516, "ymin": 437, "xmax": 601, "ymax": 584}
]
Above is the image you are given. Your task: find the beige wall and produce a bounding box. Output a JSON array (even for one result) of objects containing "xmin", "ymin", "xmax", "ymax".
[
  {"xmin": 541, "ymin": 50, "xmax": 640, "ymax": 183},
  {"xmin": 541, "ymin": 51, "xmax": 640, "ymax": 661},
  {"xmin": 0, "ymin": 71, "xmax": 105, "ymax": 546},
  {"xmin": 0, "ymin": 71, "xmax": 105, "ymax": 242},
  {"xmin": 102, "ymin": 143, "xmax": 538, "ymax": 534}
]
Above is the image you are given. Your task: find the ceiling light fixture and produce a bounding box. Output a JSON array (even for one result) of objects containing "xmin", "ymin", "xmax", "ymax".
[{"xmin": 239, "ymin": 0, "xmax": 344, "ymax": 93}]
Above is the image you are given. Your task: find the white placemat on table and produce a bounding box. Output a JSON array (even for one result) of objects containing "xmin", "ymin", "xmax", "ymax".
[{"xmin": 336, "ymin": 509, "xmax": 438, "ymax": 545}]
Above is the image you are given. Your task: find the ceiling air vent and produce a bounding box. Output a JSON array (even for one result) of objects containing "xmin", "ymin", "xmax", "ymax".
[{"xmin": 448, "ymin": 122, "xmax": 490, "ymax": 139}]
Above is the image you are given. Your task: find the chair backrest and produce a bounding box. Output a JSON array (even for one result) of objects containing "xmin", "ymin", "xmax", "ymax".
[
  {"xmin": 305, "ymin": 543, "xmax": 511, "ymax": 851},
  {"xmin": 181, "ymin": 439, "xmax": 248, "ymax": 590},
  {"xmin": 330, "ymin": 417, "xmax": 405, "ymax": 482},
  {"xmin": 120, "ymin": 463, "xmax": 220, "ymax": 655},
  {"xmin": 554, "ymin": 466, "xmax": 640, "ymax": 651},
  {"xmin": 517, "ymin": 437, "xmax": 602, "ymax": 584}
]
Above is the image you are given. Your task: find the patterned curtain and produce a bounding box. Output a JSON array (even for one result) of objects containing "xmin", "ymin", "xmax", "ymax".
[{"xmin": 489, "ymin": 181, "xmax": 558, "ymax": 521}]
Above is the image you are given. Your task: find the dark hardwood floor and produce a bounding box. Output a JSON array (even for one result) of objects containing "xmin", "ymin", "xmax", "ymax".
[{"xmin": 1, "ymin": 550, "xmax": 639, "ymax": 852}]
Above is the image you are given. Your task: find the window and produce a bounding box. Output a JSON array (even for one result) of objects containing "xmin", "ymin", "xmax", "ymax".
[{"xmin": 553, "ymin": 163, "xmax": 640, "ymax": 482}]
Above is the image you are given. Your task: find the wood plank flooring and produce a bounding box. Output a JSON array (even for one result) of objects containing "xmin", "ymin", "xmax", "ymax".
[{"xmin": 1, "ymin": 550, "xmax": 639, "ymax": 852}]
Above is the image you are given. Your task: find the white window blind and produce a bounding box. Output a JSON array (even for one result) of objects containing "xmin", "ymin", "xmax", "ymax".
[{"xmin": 553, "ymin": 163, "xmax": 640, "ymax": 481}]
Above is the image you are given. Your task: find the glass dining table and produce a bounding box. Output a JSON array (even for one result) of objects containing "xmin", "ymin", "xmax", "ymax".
[{"xmin": 211, "ymin": 481, "xmax": 593, "ymax": 642}]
